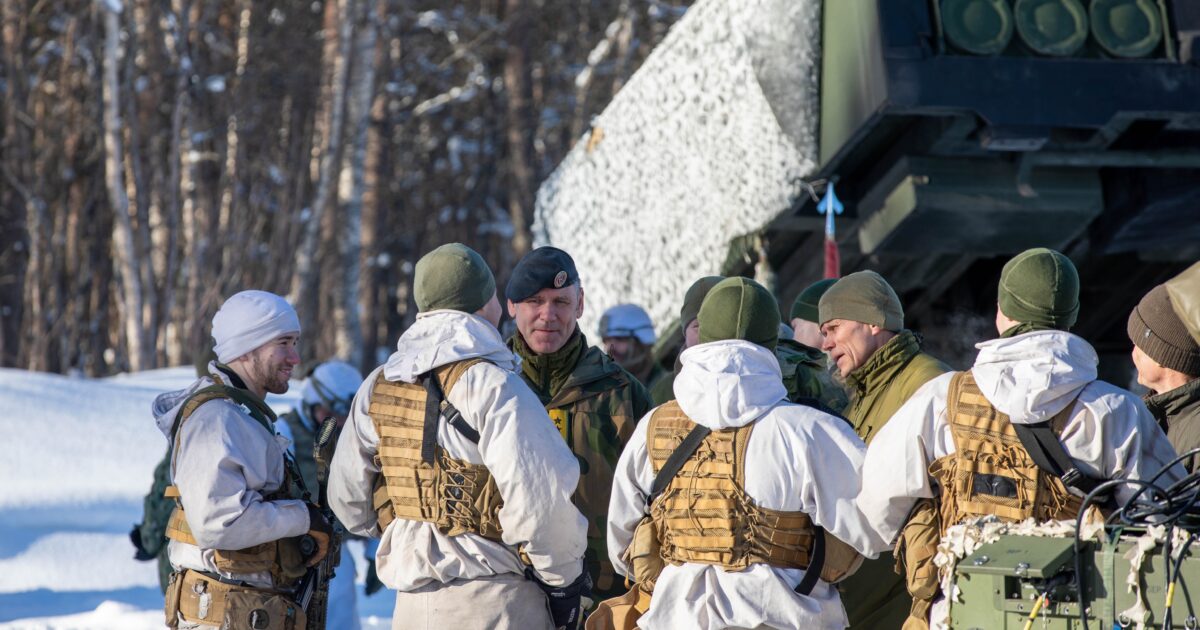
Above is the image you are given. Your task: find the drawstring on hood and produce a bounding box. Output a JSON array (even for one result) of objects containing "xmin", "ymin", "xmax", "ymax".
[{"xmin": 971, "ymin": 330, "xmax": 1098, "ymax": 424}]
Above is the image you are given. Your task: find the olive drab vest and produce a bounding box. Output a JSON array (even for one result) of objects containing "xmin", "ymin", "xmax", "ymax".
[
  {"xmin": 929, "ymin": 371, "xmax": 1082, "ymax": 536},
  {"xmin": 163, "ymin": 384, "xmax": 309, "ymax": 585},
  {"xmin": 368, "ymin": 358, "xmax": 506, "ymax": 540},
  {"xmin": 643, "ymin": 401, "xmax": 860, "ymax": 582}
]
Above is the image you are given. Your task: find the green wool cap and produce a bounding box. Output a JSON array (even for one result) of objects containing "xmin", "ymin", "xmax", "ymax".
[
  {"xmin": 818, "ymin": 271, "xmax": 904, "ymax": 331},
  {"xmin": 998, "ymin": 248, "xmax": 1079, "ymax": 330},
  {"xmin": 680, "ymin": 276, "xmax": 725, "ymax": 326},
  {"xmin": 413, "ymin": 243, "xmax": 496, "ymax": 314},
  {"xmin": 698, "ymin": 277, "xmax": 780, "ymax": 351},
  {"xmin": 790, "ymin": 278, "xmax": 838, "ymax": 323}
]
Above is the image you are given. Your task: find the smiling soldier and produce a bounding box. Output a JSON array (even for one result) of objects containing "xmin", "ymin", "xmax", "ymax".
[{"xmin": 154, "ymin": 290, "xmax": 333, "ymax": 629}]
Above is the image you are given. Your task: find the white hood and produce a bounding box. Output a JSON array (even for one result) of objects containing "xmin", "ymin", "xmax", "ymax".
[
  {"xmin": 971, "ymin": 330, "xmax": 1098, "ymax": 425},
  {"xmin": 382, "ymin": 310, "xmax": 518, "ymax": 383},
  {"xmin": 673, "ymin": 340, "xmax": 787, "ymax": 429}
]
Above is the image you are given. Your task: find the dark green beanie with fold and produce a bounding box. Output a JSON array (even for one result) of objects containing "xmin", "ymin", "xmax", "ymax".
[
  {"xmin": 698, "ymin": 277, "xmax": 780, "ymax": 351},
  {"xmin": 998, "ymin": 248, "xmax": 1079, "ymax": 331},
  {"xmin": 790, "ymin": 278, "xmax": 838, "ymax": 323},
  {"xmin": 413, "ymin": 243, "xmax": 496, "ymax": 314},
  {"xmin": 681, "ymin": 276, "xmax": 725, "ymax": 326},
  {"xmin": 818, "ymin": 271, "xmax": 904, "ymax": 331}
]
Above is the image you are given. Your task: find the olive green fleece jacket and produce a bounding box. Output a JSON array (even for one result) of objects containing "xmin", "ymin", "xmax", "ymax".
[{"xmin": 839, "ymin": 329, "xmax": 950, "ymax": 630}]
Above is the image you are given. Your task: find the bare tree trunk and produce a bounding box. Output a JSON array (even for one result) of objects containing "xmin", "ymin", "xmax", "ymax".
[
  {"xmin": 333, "ymin": 0, "xmax": 377, "ymax": 367},
  {"xmin": 503, "ymin": 0, "xmax": 535, "ymax": 260},
  {"xmin": 162, "ymin": 0, "xmax": 191, "ymax": 366},
  {"xmin": 218, "ymin": 0, "xmax": 250, "ymax": 274},
  {"xmin": 101, "ymin": 0, "xmax": 149, "ymax": 372},
  {"xmin": 291, "ymin": 0, "xmax": 354, "ymax": 332}
]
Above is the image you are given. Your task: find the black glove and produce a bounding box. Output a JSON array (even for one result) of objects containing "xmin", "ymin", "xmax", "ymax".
[
  {"xmin": 302, "ymin": 504, "xmax": 334, "ymax": 567},
  {"xmin": 129, "ymin": 524, "xmax": 155, "ymax": 561},
  {"xmin": 527, "ymin": 563, "xmax": 592, "ymax": 629},
  {"xmin": 364, "ymin": 558, "xmax": 384, "ymax": 596}
]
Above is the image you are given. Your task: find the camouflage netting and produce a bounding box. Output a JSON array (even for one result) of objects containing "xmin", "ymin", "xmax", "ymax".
[{"xmin": 532, "ymin": 0, "xmax": 822, "ymax": 339}]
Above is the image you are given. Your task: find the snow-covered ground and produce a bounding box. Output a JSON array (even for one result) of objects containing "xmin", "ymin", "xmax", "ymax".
[{"xmin": 0, "ymin": 367, "xmax": 393, "ymax": 629}]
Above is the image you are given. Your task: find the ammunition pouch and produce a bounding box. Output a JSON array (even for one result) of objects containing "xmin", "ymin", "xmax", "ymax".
[
  {"xmin": 173, "ymin": 569, "xmax": 306, "ymax": 629},
  {"xmin": 894, "ymin": 498, "xmax": 941, "ymax": 629},
  {"xmin": 625, "ymin": 517, "xmax": 663, "ymax": 591},
  {"xmin": 820, "ymin": 531, "xmax": 864, "ymax": 584},
  {"xmin": 165, "ymin": 571, "xmax": 184, "ymax": 628},
  {"xmin": 585, "ymin": 584, "xmax": 653, "ymax": 630}
]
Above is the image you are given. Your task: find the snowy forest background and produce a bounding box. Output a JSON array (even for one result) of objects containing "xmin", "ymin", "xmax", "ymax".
[{"xmin": 0, "ymin": 0, "xmax": 694, "ymax": 377}]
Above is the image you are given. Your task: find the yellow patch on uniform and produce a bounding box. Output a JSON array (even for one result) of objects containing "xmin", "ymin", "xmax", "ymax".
[{"xmin": 549, "ymin": 408, "xmax": 569, "ymax": 441}]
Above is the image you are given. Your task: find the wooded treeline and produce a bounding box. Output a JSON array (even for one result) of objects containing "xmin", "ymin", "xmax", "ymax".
[{"xmin": 1, "ymin": 0, "xmax": 691, "ymax": 376}]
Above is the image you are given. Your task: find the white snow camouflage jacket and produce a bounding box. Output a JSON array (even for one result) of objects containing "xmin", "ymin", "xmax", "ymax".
[
  {"xmin": 607, "ymin": 340, "xmax": 876, "ymax": 629},
  {"xmin": 327, "ymin": 310, "xmax": 588, "ymax": 590},
  {"xmin": 153, "ymin": 362, "xmax": 311, "ymax": 588}
]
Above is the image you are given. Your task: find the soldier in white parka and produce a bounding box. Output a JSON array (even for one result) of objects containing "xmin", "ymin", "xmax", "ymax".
[
  {"xmin": 154, "ymin": 290, "xmax": 333, "ymax": 628},
  {"xmin": 605, "ymin": 277, "xmax": 876, "ymax": 630},
  {"xmin": 327, "ymin": 243, "xmax": 589, "ymax": 630},
  {"xmin": 856, "ymin": 248, "xmax": 1184, "ymax": 628}
]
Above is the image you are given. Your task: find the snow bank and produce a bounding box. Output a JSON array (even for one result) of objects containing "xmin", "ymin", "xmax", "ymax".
[
  {"xmin": 0, "ymin": 601, "xmax": 164, "ymax": 630},
  {"xmin": 533, "ymin": 0, "xmax": 822, "ymax": 338},
  {"xmin": 0, "ymin": 367, "xmax": 299, "ymax": 509},
  {"xmin": 0, "ymin": 533, "xmax": 157, "ymax": 593}
]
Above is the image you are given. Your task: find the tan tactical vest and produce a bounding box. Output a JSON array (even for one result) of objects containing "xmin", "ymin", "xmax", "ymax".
[
  {"xmin": 164, "ymin": 386, "xmax": 308, "ymax": 585},
  {"xmin": 644, "ymin": 402, "xmax": 859, "ymax": 581},
  {"xmin": 369, "ymin": 358, "xmax": 505, "ymax": 540},
  {"xmin": 929, "ymin": 371, "xmax": 1082, "ymax": 536}
]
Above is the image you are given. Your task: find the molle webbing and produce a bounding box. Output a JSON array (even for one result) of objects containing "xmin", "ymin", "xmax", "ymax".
[
  {"xmin": 369, "ymin": 359, "xmax": 504, "ymax": 540},
  {"xmin": 646, "ymin": 402, "xmax": 818, "ymax": 572},
  {"xmin": 929, "ymin": 371, "xmax": 1081, "ymax": 537}
]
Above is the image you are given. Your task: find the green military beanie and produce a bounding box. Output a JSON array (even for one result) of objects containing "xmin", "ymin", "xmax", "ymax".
[
  {"xmin": 998, "ymin": 248, "xmax": 1079, "ymax": 330},
  {"xmin": 818, "ymin": 271, "xmax": 904, "ymax": 331},
  {"xmin": 413, "ymin": 243, "xmax": 496, "ymax": 314},
  {"xmin": 790, "ymin": 278, "xmax": 838, "ymax": 323},
  {"xmin": 698, "ymin": 277, "xmax": 780, "ymax": 351},
  {"xmin": 681, "ymin": 276, "xmax": 725, "ymax": 326}
]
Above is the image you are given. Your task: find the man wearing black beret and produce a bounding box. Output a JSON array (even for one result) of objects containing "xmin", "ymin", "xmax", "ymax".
[{"xmin": 505, "ymin": 246, "xmax": 653, "ymax": 599}]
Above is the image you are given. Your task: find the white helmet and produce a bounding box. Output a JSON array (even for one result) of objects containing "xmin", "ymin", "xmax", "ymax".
[
  {"xmin": 301, "ymin": 360, "xmax": 363, "ymax": 416},
  {"xmin": 599, "ymin": 303, "xmax": 656, "ymax": 345}
]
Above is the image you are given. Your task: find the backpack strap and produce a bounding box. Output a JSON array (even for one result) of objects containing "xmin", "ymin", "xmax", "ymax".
[
  {"xmin": 794, "ymin": 525, "xmax": 826, "ymax": 597},
  {"xmin": 648, "ymin": 424, "xmax": 711, "ymax": 503},
  {"xmin": 418, "ymin": 359, "xmax": 488, "ymax": 461},
  {"xmin": 1011, "ymin": 399, "xmax": 1104, "ymax": 496}
]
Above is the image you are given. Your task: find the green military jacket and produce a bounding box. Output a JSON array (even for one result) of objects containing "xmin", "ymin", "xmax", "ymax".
[
  {"xmin": 776, "ymin": 338, "xmax": 849, "ymax": 414},
  {"xmin": 844, "ymin": 329, "xmax": 951, "ymax": 444},
  {"xmin": 1146, "ymin": 378, "xmax": 1200, "ymax": 473},
  {"xmin": 510, "ymin": 329, "xmax": 653, "ymax": 597},
  {"xmin": 839, "ymin": 330, "xmax": 950, "ymax": 629}
]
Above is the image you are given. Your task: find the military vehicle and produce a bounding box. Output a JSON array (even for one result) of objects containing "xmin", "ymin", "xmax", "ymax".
[{"xmin": 736, "ymin": 0, "xmax": 1200, "ymax": 371}]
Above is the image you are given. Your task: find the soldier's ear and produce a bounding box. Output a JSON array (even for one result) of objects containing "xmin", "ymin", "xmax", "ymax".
[
  {"xmin": 575, "ymin": 286, "xmax": 585, "ymax": 317},
  {"xmin": 506, "ymin": 300, "xmax": 517, "ymax": 318}
]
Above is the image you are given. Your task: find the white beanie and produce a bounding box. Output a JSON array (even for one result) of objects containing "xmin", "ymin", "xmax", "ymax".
[
  {"xmin": 211, "ymin": 290, "xmax": 301, "ymax": 363},
  {"xmin": 302, "ymin": 360, "xmax": 363, "ymax": 407},
  {"xmin": 599, "ymin": 303, "xmax": 656, "ymax": 346}
]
